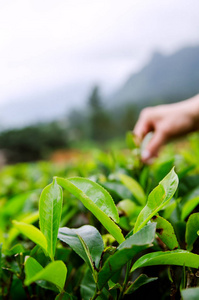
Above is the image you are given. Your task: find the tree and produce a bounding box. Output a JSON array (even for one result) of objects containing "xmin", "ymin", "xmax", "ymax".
[{"xmin": 88, "ymin": 87, "xmax": 113, "ymax": 142}]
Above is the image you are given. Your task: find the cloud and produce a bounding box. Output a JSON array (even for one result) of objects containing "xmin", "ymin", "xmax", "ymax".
[{"xmin": 0, "ymin": 0, "xmax": 199, "ymax": 105}]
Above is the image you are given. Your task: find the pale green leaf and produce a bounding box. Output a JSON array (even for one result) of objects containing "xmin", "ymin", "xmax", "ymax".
[
  {"xmin": 6, "ymin": 211, "xmax": 39, "ymax": 248},
  {"xmin": 25, "ymin": 257, "xmax": 67, "ymax": 292},
  {"xmin": 134, "ymin": 168, "xmax": 178, "ymax": 233},
  {"xmin": 119, "ymin": 174, "xmax": 146, "ymax": 206},
  {"xmin": 12, "ymin": 220, "xmax": 47, "ymax": 252},
  {"xmin": 58, "ymin": 225, "xmax": 104, "ymax": 273},
  {"xmin": 125, "ymin": 274, "xmax": 158, "ymax": 295},
  {"xmin": 181, "ymin": 197, "xmax": 199, "ymax": 221},
  {"xmin": 185, "ymin": 213, "xmax": 199, "ymax": 251},
  {"xmin": 181, "ymin": 287, "xmax": 199, "ymax": 300},
  {"xmin": 151, "ymin": 215, "xmax": 179, "ymax": 250},
  {"xmin": 39, "ymin": 178, "xmax": 63, "ymax": 260},
  {"xmin": 131, "ymin": 250, "xmax": 199, "ymax": 272},
  {"xmin": 56, "ymin": 177, "xmax": 124, "ymax": 244}
]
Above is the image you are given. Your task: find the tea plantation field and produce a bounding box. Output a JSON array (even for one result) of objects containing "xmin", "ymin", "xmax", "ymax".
[{"xmin": 1, "ymin": 133, "xmax": 199, "ymax": 300}]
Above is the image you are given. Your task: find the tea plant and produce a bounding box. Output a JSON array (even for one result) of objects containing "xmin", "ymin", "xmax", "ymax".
[{"xmin": 1, "ymin": 133, "xmax": 199, "ymax": 299}]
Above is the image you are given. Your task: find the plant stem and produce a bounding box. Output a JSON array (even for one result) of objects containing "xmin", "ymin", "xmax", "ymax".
[
  {"xmin": 118, "ymin": 261, "xmax": 131, "ymax": 300},
  {"xmin": 91, "ymin": 285, "xmax": 102, "ymax": 300}
]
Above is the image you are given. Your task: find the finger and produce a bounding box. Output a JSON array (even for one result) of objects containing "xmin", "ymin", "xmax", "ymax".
[
  {"xmin": 133, "ymin": 117, "xmax": 152, "ymax": 140},
  {"xmin": 141, "ymin": 131, "xmax": 166, "ymax": 162}
]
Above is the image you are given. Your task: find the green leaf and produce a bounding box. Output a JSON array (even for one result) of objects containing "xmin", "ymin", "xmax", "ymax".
[
  {"xmin": 119, "ymin": 174, "xmax": 146, "ymax": 206},
  {"xmin": 101, "ymin": 182, "xmax": 132, "ymax": 200},
  {"xmin": 131, "ymin": 250, "xmax": 199, "ymax": 273},
  {"xmin": 117, "ymin": 199, "xmax": 141, "ymax": 218},
  {"xmin": 58, "ymin": 225, "xmax": 104, "ymax": 273},
  {"xmin": 98, "ymin": 223, "xmax": 156, "ymax": 290},
  {"xmin": 126, "ymin": 131, "xmax": 137, "ymax": 150},
  {"xmin": 58, "ymin": 177, "xmax": 118, "ymax": 222},
  {"xmin": 25, "ymin": 257, "xmax": 67, "ymax": 292},
  {"xmin": 80, "ymin": 269, "xmax": 96, "ymax": 300},
  {"xmin": 55, "ymin": 292, "xmax": 76, "ymax": 300},
  {"xmin": 125, "ymin": 274, "xmax": 158, "ymax": 295},
  {"xmin": 0, "ymin": 243, "xmax": 2, "ymax": 278},
  {"xmin": 134, "ymin": 168, "xmax": 178, "ymax": 233},
  {"xmin": 5, "ymin": 244, "xmax": 25, "ymax": 256},
  {"xmin": 56, "ymin": 177, "xmax": 124, "ymax": 244},
  {"xmin": 6, "ymin": 211, "xmax": 39, "ymax": 248},
  {"xmin": 151, "ymin": 215, "xmax": 179, "ymax": 250},
  {"xmin": 185, "ymin": 213, "xmax": 199, "ymax": 251},
  {"xmin": 39, "ymin": 178, "xmax": 63, "ymax": 260},
  {"xmin": 80, "ymin": 269, "xmax": 110, "ymax": 300},
  {"xmin": 181, "ymin": 287, "xmax": 199, "ymax": 300},
  {"xmin": 180, "ymin": 264, "xmax": 186, "ymax": 290},
  {"xmin": 181, "ymin": 197, "xmax": 199, "ymax": 221},
  {"xmin": 12, "ymin": 221, "xmax": 47, "ymax": 252},
  {"xmin": 108, "ymin": 281, "xmax": 122, "ymax": 291},
  {"xmin": 1, "ymin": 191, "xmax": 33, "ymax": 217}
]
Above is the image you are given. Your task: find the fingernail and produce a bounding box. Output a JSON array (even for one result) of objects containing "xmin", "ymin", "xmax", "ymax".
[{"xmin": 141, "ymin": 150, "xmax": 151, "ymax": 161}]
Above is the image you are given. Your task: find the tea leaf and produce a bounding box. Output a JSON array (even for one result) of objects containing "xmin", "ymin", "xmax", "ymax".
[
  {"xmin": 134, "ymin": 168, "xmax": 178, "ymax": 233},
  {"xmin": 39, "ymin": 178, "xmax": 63, "ymax": 260},
  {"xmin": 131, "ymin": 250, "xmax": 199, "ymax": 272},
  {"xmin": 56, "ymin": 177, "xmax": 124, "ymax": 244},
  {"xmin": 151, "ymin": 215, "xmax": 179, "ymax": 250},
  {"xmin": 58, "ymin": 225, "xmax": 104, "ymax": 274},
  {"xmin": 6, "ymin": 211, "xmax": 39, "ymax": 248},
  {"xmin": 185, "ymin": 213, "xmax": 199, "ymax": 251},
  {"xmin": 12, "ymin": 221, "xmax": 47, "ymax": 252},
  {"xmin": 55, "ymin": 292, "xmax": 75, "ymax": 300},
  {"xmin": 125, "ymin": 274, "xmax": 158, "ymax": 295},
  {"xmin": 80, "ymin": 269, "xmax": 110, "ymax": 300},
  {"xmin": 119, "ymin": 174, "xmax": 146, "ymax": 206},
  {"xmin": 98, "ymin": 223, "xmax": 156, "ymax": 289},
  {"xmin": 181, "ymin": 197, "xmax": 199, "ymax": 221},
  {"xmin": 181, "ymin": 287, "xmax": 199, "ymax": 300},
  {"xmin": 0, "ymin": 243, "xmax": 2, "ymax": 278},
  {"xmin": 25, "ymin": 257, "xmax": 67, "ymax": 292}
]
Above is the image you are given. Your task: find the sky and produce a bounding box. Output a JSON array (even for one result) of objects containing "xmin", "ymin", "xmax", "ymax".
[{"xmin": 0, "ymin": 0, "xmax": 199, "ymax": 109}]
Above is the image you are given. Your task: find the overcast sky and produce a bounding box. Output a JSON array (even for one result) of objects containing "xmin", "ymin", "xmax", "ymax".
[{"xmin": 0, "ymin": 0, "xmax": 199, "ymax": 106}]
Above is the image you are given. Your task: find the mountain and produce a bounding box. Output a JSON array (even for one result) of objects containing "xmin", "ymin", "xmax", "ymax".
[
  {"xmin": 112, "ymin": 45, "xmax": 199, "ymax": 107},
  {"xmin": 1, "ymin": 45, "xmax": 199, "ymax": 130}
]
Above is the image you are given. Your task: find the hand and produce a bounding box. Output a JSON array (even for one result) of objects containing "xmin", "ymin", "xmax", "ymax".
[{"xmin": 133, "ymin": 95, "xmax": 199, "ymax": 162}]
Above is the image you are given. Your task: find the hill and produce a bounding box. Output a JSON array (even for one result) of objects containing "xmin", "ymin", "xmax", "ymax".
[{"xmin": 112, "ymin": 45, "xmax": 199, "ymax": 107}]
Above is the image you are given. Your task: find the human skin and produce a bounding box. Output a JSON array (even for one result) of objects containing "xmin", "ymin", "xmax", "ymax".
[{"xmin": 133, "ymin": 94, "xmax": 199, "ymax": 162}]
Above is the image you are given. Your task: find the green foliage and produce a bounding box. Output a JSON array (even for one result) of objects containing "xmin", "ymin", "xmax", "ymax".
[
  {"xmin": 1, "ymin": 133, "xmax": 199, "ymax": 299},
  {"xmin": 124, "ymin": 274, "xmax": 158, "ymax": 295},
  {"xmin": 119, "ymin": 173, "xmax": 146, "ymax": 205},
  {"xmin": 56, "ymin": 177, "xmax": 124, "ymax": 244},
  {"xmin": 0, "ymin": 122, "xmax": 68, "ymax": 163},
  {"xmin": 181, "ymin": 287, "xmax": 199, "ymax": 300},
  {"xmin": 12, "ymin": 221, "xmax": 47, "ymax": 252},
  {"xmin": 131, "ymin": 249, "xmax": 199, "ymax": 272},
  {"xmin": 25, "ymin": 257, "xmax": 67, "ymax": 292},
  {"xmin": 134, "ymin": 168, "xmax": 179, "ymax": 233},
  {"xmin": 39, "ymin": 178, "xmax": 63, "ymax": 260},
  {"xmin": 185, "ymin": 213, "xmax": 199, "ymax": 251},
  {"xmin": 151, "ymin": 215, "xmax": 179, "ymax": 250},
  {"xmin": 97, "ymin": 223, "xmax": 156, "ymax": 290},
  {"xmin": 58, "ymin": 225, "xmax": 103, "ymax": 274}
]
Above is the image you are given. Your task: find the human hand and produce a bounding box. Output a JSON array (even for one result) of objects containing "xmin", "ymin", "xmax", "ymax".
[{"xmin": 134, "ymin": 95, "xmax": 199, "ymax": 162}]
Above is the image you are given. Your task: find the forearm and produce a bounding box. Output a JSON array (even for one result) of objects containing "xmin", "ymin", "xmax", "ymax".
[{"xmin": 180, "ymin": 94, "xmax": 199, "ymax": 131}]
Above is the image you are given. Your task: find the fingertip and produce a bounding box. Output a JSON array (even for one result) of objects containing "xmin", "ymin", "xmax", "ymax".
[
  {"xmin": 141, "ymin": 150, "xmax": 151, "ymax": 161},
  {"xmin": 146, "ymin": 132, "xmax": 165, "ymax": 158}
]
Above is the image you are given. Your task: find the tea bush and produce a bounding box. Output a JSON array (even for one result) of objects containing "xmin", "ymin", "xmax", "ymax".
[{"xmin": 1, "ymin": 133, "xmax": 199, "ymax": 300}]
